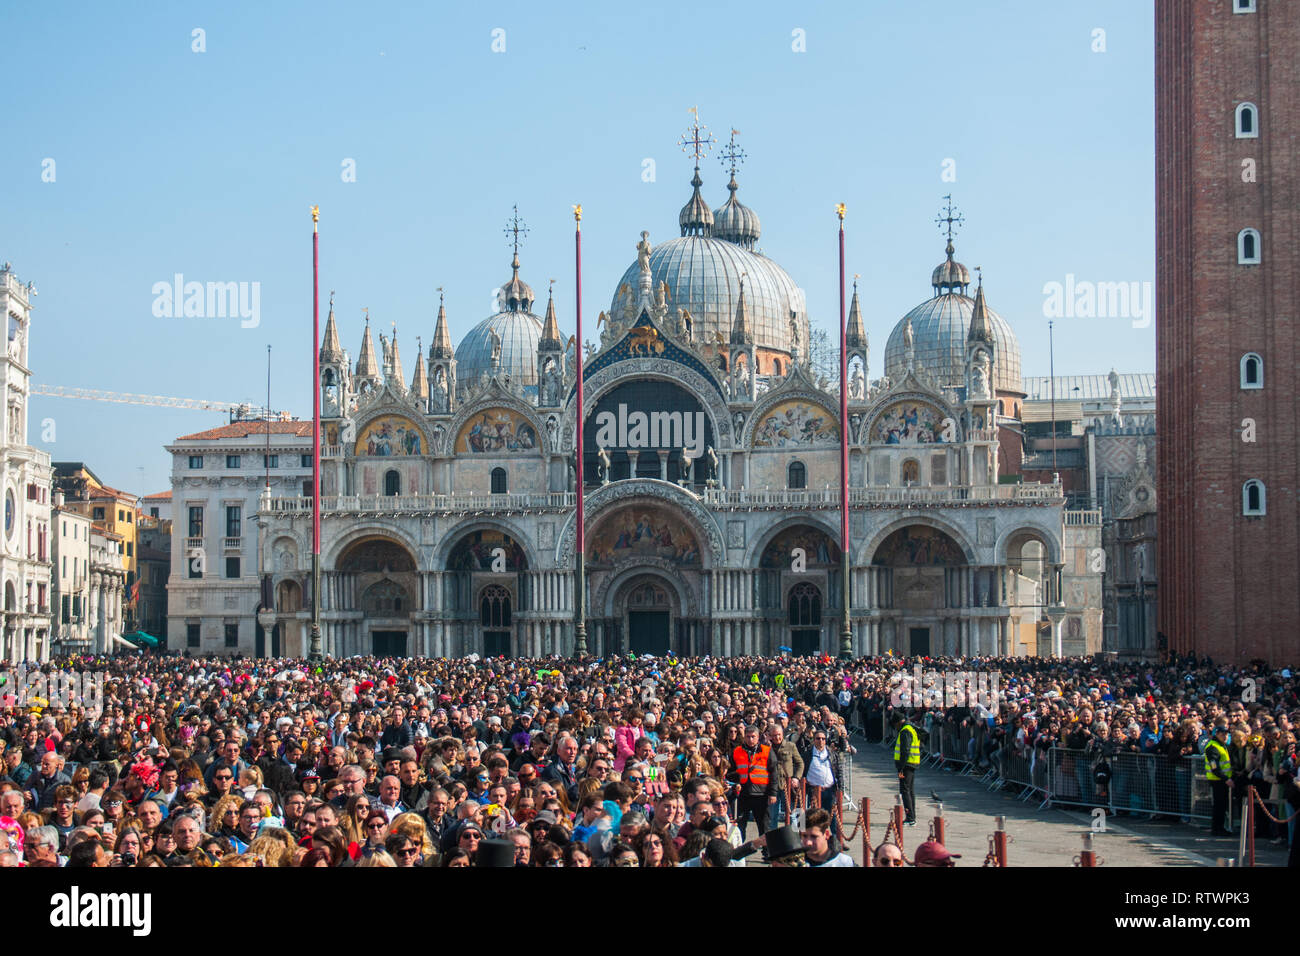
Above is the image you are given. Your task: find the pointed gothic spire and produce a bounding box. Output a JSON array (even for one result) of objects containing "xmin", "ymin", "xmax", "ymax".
[
  {"xmin": 968, "ymin": 270, "xmax": 994, "ymax": 346},
  {"xmin": 410, "ymin": 344, "xmax": 429, "ymax": 403},
  {"xmin": 731, "ymin": 274, "xmax": 753, "ymax": 345},
  {"xmin": 356, "ymin": 312, "xmax": 380, "ymax": 379},
  {"xmin": 540, "ymin": 282, "xmax": 562, "ymax": 347},
  {"xmin": 847, "ymin": 277, "xmax": 867, "ymax": 348},
  {"xmin": 389, "ymin": 325, "xmax": 405, "ymax": 389},
  {"xmin": 320, "ymin": 291, "xmax": 344, "ymax": 362},
  {"xmin": 430, "ymin": 289, "xmax": 453, "ymax": 359}
]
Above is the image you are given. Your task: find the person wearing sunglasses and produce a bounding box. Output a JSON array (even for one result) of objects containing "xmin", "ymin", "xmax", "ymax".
[
  {"xmin": 384, "ymin": 832, "xmax": 421, "ymax": 866},
  {"xmin": 873, "ymin": 841, "xmax": 906, "ymax": 867}
]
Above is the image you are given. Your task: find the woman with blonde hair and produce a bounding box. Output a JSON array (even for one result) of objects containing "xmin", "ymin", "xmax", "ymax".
[
  {"xmin": 356, "ymin": 849, "xmax": 396, "ymax": 867},
  {"xmin": 238, "ymin": 766, "xmax": 264, "ymax": 800},
  {"xmin": 390, "ymin": 811, "xmax": 436, "ymax": 862},
  {"xmin": 246, "ymin": 830, "xmax": 294, "ymax": 867},
  {"xmin": 208, "ymin": 793, "xmax": 244, "ymax": 839}
]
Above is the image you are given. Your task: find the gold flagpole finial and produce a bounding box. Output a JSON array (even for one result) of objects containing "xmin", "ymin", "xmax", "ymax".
[
  {"xmin": 311, "ymin": 204, "xmax": 319, "ymax": 226},
  {"xmin": 573, "ymin": 203, "xmax": 582, "ymax": 224},
  {"xmin": 835, "ymin": 202, "xmax": 846, "ymax": 222}
]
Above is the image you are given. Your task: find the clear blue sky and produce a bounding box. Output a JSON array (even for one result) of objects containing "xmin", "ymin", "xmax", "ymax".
[{"xmin": 3, "ymin": 0, "xmax": 1154, "ymax": 496}]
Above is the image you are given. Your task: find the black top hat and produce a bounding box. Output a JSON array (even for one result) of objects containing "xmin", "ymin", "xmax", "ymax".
[
  {"xmin": 765, "ymin": 825, "xmax": 803, "ymax": 860},
  {"xmin": 475, "ymin": 838, "xmax": 517, "ymax": 868}
]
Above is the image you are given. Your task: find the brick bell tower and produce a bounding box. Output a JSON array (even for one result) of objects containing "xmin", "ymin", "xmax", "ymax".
[{"xmin": 1156, "ymin": 0, "xmax": 1300, "ymax": 663}]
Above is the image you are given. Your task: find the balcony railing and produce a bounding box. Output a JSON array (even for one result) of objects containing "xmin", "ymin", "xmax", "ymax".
[
  {"xmin": 185, "ymin": 536, "xmax": 203, "ymax": 550},
  {"xmin": 1065, "ymin": 509, "xmax": 1102, "ymax": 526},
  {"xmin": 223, "ymin": 536, "xmax": 242, "ymax": 550},
  {"xmin": 263, "ymin": 482, "xmax": 1064, "ymax": 517}
]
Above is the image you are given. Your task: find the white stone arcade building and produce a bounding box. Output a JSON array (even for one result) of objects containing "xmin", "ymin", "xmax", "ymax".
[{"xmin": 220, "ymin": 163, "xmax": 1104, "ymax": 659}]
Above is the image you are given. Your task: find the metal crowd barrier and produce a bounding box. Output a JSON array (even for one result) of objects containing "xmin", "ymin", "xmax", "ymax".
[{"xmin": 1039, "ymin": 747, "xmax": 1209, "ymax": 822}]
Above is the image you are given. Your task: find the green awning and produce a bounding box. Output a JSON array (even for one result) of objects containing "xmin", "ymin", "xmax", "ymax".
[{"xmin": 124, "ymin": 631, "xmax": 159, "ymax": 647}]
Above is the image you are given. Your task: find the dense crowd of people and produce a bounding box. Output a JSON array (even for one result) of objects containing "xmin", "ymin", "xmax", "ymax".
[{"xmin": 0, "ymin": 650, "xmax": 1295, "ymax": 867}]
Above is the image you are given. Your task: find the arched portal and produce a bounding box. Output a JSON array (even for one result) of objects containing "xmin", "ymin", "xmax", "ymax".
[
  {"xmin": 335, "ymin": 536, "xmax": 420, "ymax": 657},
  {"xmin": 871, "ymin": 524, "xmax": 967, "ymax": 656},
  {"xmin": 586, "ymin": 500, "xmax": 706, "ymax": 657},
  {"xmin": 443, "ymin": 528, "xmax": 528, "ymax": 657}
]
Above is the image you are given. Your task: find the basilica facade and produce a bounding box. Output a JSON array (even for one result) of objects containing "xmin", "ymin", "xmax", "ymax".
[{"xmin": 223, "ymin": 163, "xmax": 1103, "ymax": 661}]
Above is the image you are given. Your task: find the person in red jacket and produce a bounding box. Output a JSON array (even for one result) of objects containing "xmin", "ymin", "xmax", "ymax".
[{"xmin": 728, "ymin": 724, "xmax": 777, "ymax": 841}]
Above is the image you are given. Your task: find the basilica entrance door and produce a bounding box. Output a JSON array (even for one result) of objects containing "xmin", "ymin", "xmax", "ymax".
[
  {"xmin": 372, "ymin": 630, "xmax": 407, "ymax": 657},
  {"xmin": 790, "ymin": 629, "xmax": 820, "ymax": 656},
  {"xmin": 629, "ymin": 610, "xmax": 669, "ymax": 655},
  {"xmin": 908, "ymin": 627, "xmax": 930, "ymax": 656}
]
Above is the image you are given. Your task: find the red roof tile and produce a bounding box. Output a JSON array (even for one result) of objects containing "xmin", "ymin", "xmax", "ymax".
[
  {"xmin": 176, "ymin": 421, "xmax": 312, "ymax": 441},
  {"xmin": 142, "ymin": 490, "xmax": 172, "ymax": 500}
]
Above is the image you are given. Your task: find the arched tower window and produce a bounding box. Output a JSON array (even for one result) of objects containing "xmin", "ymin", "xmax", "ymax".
[
  {"xmin": 490, "ymin": 467, "xmax": 508, "ymax": 494},
  {"xmin": 787, "ymin": 460, "xmax": 806, "ymax": 489},
  {"xmin": 1238, "ymin": 228, "xmax": 1261, "ymax": 265},
  {"xmin": 1240, "ymin": 353, "xmax": 1263, "ymax": 389},
  {"xmin": 383, "ymin": 469, "xmax": 400, "ymax": 496},
  {"xmin": 1242, "ymin": 479, "xmax": 1265, "ymax": 516},
  {"xmin": 1235, "ymin": 102, "xmax": 1259, "ymax": 138}
]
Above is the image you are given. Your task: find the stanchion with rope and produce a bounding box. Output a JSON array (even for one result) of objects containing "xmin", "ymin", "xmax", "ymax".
[
  {"xmin": 1073, "ymin": 832, "xmax": 1102, "ymax": 867},
  {"xmin": 929, "ymin": 797, "xmax": 945, "ymax": 846},
  {"xmin": 859, "ymin": 796, "xmax": 872, "ymax": 867},
  {"xmin": 871, "ymin": 799, "xmax": 911, "ymax": 866},
  {"xmin": 893, "ymin": 795, "xmax": 907, "ymax": 856},
  {"xmin": 982, "ymin": 815, "xmax": 1008, "ymax": 867}
]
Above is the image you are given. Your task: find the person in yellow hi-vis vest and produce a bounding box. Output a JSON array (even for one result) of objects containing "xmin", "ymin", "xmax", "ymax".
[
  {"xmin": 893, "ymin": 711, "xmax": 922, "ymax": 826},
  {"xmin": 1204, "ymin": 724, "xmax": 1233, "ymax": 836}
]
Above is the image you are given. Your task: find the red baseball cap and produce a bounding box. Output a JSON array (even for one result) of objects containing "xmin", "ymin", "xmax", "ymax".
[{"xmin": 912, "ymin": 840, "xmax": 960, "ymax": 866}]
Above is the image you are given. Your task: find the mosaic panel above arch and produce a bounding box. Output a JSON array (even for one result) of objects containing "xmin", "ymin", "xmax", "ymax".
[
  {"xmin": 356, "ymin": 415, "xmax": 424, "ymax": 457},
  {"xmin": 587, "ymin": 503, "xmax": 702, "ymax": 568},
  {"xmin": 455, "ymin": 407, "xmax": 540, "ymax": 454},
  {"xmin": 751, "ymin": 399, "xmax": 839, "ymax": 447},
  {"xmin": 869, "ymin": 399, "xmax": 950, "ymax": 446}
]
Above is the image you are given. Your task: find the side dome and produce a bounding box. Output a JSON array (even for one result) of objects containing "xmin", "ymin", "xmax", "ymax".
[
  {"xmin": 884, "ymin": 251, "xmax": 1022, "ymax": 395},
  {"xmin": 455, "ymin": 311, "xmax": 542, "ymax": 397}
]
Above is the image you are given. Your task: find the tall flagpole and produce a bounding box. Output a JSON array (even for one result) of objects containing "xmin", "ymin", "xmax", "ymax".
[
  {"xmin": 309, "ymin": 206, "xmax": 323, "ymax": 661},
  {"xmin": 572, "ymin": 204, "xmax": 587, "ymax": 658},
  {"xmin": 837, "ymin": 203, "xmax": 852, "ymax": 660}
]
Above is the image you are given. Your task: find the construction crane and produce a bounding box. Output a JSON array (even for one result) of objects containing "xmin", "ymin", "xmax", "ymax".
[{"xmin": 31, "ymin": 385, "xmax": 293, "ymax": 422}]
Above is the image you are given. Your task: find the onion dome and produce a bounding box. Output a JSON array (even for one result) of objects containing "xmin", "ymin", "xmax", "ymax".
[
  {"xmin": 931, "ymin": 239, "xmax": 972, "ymax": 294},
  {"xmin": 712, "ymin": 175, "xmax": 761, "ymax": 250},
  {"xmin": 679, "ymin": 167, "xmax": 714, "ymax": 237},
  {"xmin": 498, "ymin": 253, "xmax": 535, "ymax": 313}
]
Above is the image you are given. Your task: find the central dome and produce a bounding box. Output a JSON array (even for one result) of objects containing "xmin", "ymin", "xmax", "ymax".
[{"xmin": 610, "ymin": 236, "xmax": 807, "ymax": 355}]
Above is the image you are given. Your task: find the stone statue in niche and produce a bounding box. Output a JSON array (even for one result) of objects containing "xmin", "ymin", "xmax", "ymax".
[
  {"xmin": 850, "ymin": 363, "xmax": 865, "ymax": 400},
  {"xmin": 488, "ymin": 328, "xmax": 502, "ymax": 370},
  {"xmin": 679, "ymin": 451, "xmax": 692, "ymax": 487},
  {"xmin": 597, "ymin": 446, "xmax": 611, "ymax": 485}
]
